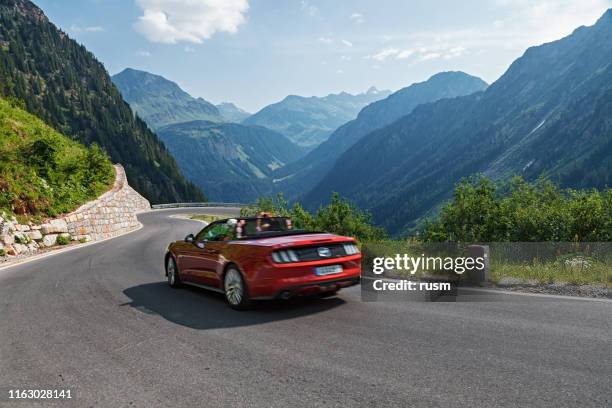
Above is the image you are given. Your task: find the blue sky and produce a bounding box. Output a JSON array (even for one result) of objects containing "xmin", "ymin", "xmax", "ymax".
[{"xmin": 36, "ymin": 0, "xmax": 611, "ymax": 112}]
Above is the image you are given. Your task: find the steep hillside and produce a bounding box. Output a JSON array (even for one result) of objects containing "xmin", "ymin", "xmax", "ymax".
[
  {"xmin": 303, "ymin": 9, "xmax": 612, "ymax": 235},
  {"xmin": 0, "ymin": 97, "xmax": 114, "ymax": 218},
  {"xmin": 157, "ymin": 121, "xmax": 305, "ymax": 202},
  {"xmin": 274, "ymin": 72, "xmax": 487, "ymax": 198},
  {"xmin": 112, "ymin": 68, "xmax": 223, "ymax": 129},
  {"xmin": 0, "ymin": 0, "xmax": 204, "ymax": 203},
  {"xmin": 243, "ymin": 87, "xmax": 391, "ymax": 148},
  {"xmin": 216, "ymin": 102, "xmax": 251, "ymax": 122}
]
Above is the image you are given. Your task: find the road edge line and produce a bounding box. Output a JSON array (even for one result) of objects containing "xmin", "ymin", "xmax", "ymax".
[{"xmin": 0, "ymin": 221, "xmax": 145, "ymax": 273}]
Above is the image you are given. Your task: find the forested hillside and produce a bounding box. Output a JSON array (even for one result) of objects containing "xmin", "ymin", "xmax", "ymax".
[
  {"xmin": 157, "ymin": 121, "xmax": 304, "ymax": 202},
  {"xmin": 303, "ymin": 9, "xmax": 612, "ymax": 235},
  {"xmin": 273, "ymin": 72, "xmax": 487, "ymax": 198},
  {"xmin": 0, "ymin": 0, "xmax": 204, "ymax": 203}
]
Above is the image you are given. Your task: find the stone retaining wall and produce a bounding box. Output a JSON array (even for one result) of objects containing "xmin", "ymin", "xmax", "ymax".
[
  {"xmin": 61, "ymin": 165, "xmax": 150, "ymax": 242},
  {"xmin": 0, "ymin": 164, "xmax": 150, "ymax": 257}
]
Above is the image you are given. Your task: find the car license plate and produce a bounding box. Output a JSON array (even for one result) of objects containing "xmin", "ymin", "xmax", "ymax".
[{"xmin": 314, "ymin": 265, "xmax": 343, "ymax": 276}]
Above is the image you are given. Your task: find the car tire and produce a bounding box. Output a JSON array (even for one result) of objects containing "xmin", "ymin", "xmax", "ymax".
[
  {"xmin": 224, "ymin": 266, "xmax": 251, "ymax": 310},
  {"xmin": 166, "ymin": 256, "xmax": 182, "ymax": 288}
]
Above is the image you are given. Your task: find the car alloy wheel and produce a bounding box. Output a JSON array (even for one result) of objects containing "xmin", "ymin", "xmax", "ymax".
[
  {"xmin": 224, "ymin": 267, "xmax": 250, "ymax": 309},
  {"xmin": 167, "ymin": 257, "xmax": 180, "ymax": 288},
  {"xmin": 224, "ymin": 269, "xmax": 243, "ymax": 305}
]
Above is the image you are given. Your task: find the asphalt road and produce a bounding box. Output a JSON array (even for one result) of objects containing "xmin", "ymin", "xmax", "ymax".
[{"xmin": 0, "ymin": 208, "xmax": 610, "ymax": 407}]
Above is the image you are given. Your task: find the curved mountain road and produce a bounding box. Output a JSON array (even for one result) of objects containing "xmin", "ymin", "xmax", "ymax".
[{"xmin": 0, "ymin": 208, "xmax": 610, "ymax": 407}]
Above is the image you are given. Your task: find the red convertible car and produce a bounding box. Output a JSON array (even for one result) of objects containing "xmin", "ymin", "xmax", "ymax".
[{"xmin": 164, "ymin": 216, "xmax": 361, "ymax": 309}]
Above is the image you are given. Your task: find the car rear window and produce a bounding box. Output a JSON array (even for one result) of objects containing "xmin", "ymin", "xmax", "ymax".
[{"xmin": 237, "ymin": 217, "xmax": 300, "ymax": 238}]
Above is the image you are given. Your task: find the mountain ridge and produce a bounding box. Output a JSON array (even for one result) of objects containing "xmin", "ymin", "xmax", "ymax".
[
  {"xmin": 216, "ymin": 101, "xmax": 251, "ymax": 122},
  {"xmin": 273, "ymin": 71, "xmax": 488, "ymax": 198},
  {"xmin": 112, "ymin": 68, "xmax": 223, "ymax": 129},
  {"xmin": 243, "ymin": 87, "xmax": 392, "ymax": 147},
  {"xmin": 302, "ymin": 9, "xmax": 612, "ymax": 235}
]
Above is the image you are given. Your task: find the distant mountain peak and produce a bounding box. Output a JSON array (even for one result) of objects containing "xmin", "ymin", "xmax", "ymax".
[
  {"xmin": 366, "ymin": 86, "xmax": 381, "ymax": 94},
  {"xmin": 244, "ymin": 88, "xmax": 391, "ymax": 147},
  {"xmin": 117, "ymin": 67, "xmax": 159, "ymax": 79},
  {"xmin": 216, "ymin": 102, "xmax": 251, "ymax": 123},
  {"xmin": 272, "ymin": 70, "xmax": 487, "ymax": 199},
  {"xmin": 428, "ymin": 71, "xmax": 482, "ymax": 81},
  {"xmin": 112, "ymin": 68, "xmax": 222, "ymax": 129}
]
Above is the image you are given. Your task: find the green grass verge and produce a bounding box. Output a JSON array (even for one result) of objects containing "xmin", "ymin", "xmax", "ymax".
[
  {"xmin": 0, "ymin": 97, "xmax": 114, "ymax": 222},
  {"xmin": 362, "ymin": 240, "xmax": 611, "ymax": 287},
  {"xmin": 489, "ymin": 259, "xmax": 611, "ymax": 287},
  {"xmin": 189, "ymin": 214, "xmax": 225, "ymax": 224}
]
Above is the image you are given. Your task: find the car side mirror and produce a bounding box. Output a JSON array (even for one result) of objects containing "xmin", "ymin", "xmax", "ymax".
[{"xmin": 184, "ymin": 234, "xmax": 195, "ymax": 243}]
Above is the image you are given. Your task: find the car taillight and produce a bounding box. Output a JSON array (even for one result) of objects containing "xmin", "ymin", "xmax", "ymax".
[
  {"xmin": 272, "ymin": 249, "xmax": 299, "ymax": 263},
  {"xmin": 343, "ymin": 243, "xmax": 359, "ymax": 255}
]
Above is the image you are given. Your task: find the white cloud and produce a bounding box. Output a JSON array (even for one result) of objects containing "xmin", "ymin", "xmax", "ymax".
[
  {"xmin": 300, "ymin": 1, "xmax": 319, "ymax": 17},
  {"xmin": 419, "ymin": 52, "xmax": 441, "ymax": 61},
  {"xmin": 365, "ymin": 43, "xmax": 468, "ymax": 64},
  {"xmin": 70, "ymin": 25, "xmax": 104, "ymax": 33},
  {"xmin": 362, "ymin": 0, "xmax": 607, "ymax": 71},
  {"xmin": 350, "ymin": 12, "xmax": 364, "ymax": 24},
  {"xmin": 396, "ymin": 49, "xmax": 414, "ymax": 59},
  {"xmin": 365, "ymin": 48, "xmax": 400, "ymax": 61},
  {"xmin": 336, "ymin": 69, "xmax": 344, "ymax": 74},
  {"xmin": 445, "ymin": 46, "xmax": 465, "ymax": 59},
  {"xmin": 318, "ymin": 36, "xmax": 332, "ymax": 43},
  {"xmin": 340, "ymin": 55, "xmax": 351, "ymax": 61},
  {"xmin": 341, "ymin": 39, "xmax": 353, "ymax": 47},
  {"xmin": 134, "ymin": 0, "xmax": 249, "ymax": 44},
  {"xmin": 490, "ymin": 0, "xmax": 608, "ymax": 45},
  {"xmin": 136, "ymin": 49, "xmax": 152, "ymax": 57}
]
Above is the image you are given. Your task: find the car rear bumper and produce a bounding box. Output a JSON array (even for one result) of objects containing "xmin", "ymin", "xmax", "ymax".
[
  {"xmin": 267, "ymin": 276, "xmax": 361, "ymax": 300},
  {"xmin": 248, "ymin": 256, "xmax": 361, "ymax": 299}
]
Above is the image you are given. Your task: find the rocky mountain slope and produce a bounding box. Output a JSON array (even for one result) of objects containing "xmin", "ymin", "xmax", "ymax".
[
  {"xmin": 303, "ymin": 9, "xmax": 612, "ymax": 235},
  {"xmin": 274, "ymin": 72, "xmax": 487, "ymax": 198},
  {"xmin": 112, "ymin": 68, "xmax": 223, "ymax": 129}
]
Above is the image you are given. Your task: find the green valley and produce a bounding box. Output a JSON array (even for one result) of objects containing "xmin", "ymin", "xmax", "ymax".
[{"xmin": 157, "ymin": 121, "xmax": 305, "ymax": 202}]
